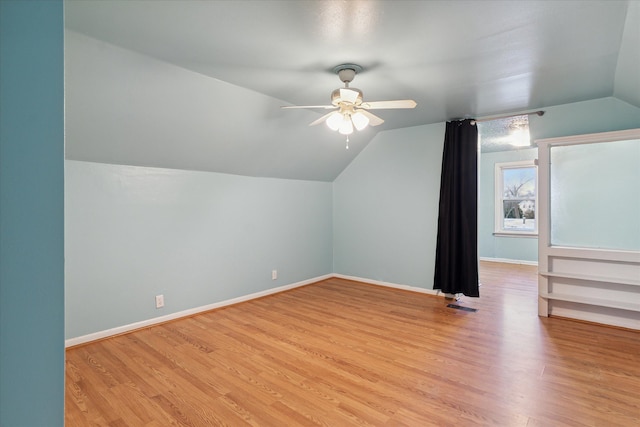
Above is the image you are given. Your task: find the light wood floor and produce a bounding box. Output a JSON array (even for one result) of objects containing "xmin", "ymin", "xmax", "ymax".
[{"xmin": 66, "ymin": 262, "xmax": 640, "ymax": 426}]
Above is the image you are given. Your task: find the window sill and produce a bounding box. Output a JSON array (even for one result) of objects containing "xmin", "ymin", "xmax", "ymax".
[{"xmin": 493, "ymin": 232, "xmax": 538, "ymax": 238}]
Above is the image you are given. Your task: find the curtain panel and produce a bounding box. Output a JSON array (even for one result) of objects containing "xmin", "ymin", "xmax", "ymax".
[{"xmin": 434, "ymin": 119, "xmax": 479, "ymax": 297}]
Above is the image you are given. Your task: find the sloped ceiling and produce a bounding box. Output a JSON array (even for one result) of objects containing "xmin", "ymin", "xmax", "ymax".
[{"xmin": 64, "ymin": 0, "xmax": 640, "ymax": 181}]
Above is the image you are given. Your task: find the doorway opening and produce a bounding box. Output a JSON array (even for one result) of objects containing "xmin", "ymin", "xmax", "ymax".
[{"xmin": 477, "ymin": 115, "xmax": 539, "ymax": 295}]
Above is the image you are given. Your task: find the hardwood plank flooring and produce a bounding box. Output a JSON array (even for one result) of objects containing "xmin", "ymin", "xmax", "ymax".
[{"xmin": 66, "ymin": 262, "xmax": 640, "ymax": 426}]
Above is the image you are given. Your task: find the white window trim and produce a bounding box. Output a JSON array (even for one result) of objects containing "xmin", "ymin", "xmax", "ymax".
[{"xmin": 494, "ymin": 160, "xmax": 538, "ymax": 237}]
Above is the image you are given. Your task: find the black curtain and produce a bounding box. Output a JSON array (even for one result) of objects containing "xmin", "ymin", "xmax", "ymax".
[{"xmin": 433, "ymin": 119, "xmax": 479, "ymax": 297}]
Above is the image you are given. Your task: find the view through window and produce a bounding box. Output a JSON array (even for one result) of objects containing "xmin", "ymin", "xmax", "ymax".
[
  {"xmin": 495, "ymin": 161, "xmax": 537, "ymax": 234},
  {"xmin": 477, "ymin": 114, "xmax": 538, "ymax": 236}
]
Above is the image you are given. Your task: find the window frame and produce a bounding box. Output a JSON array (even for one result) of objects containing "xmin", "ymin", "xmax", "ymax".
[{"xmin": 494, "ymin": 160, "xmax": 538, "ymax": 237}]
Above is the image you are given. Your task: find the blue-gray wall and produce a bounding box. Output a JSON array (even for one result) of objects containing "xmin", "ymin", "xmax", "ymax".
[
  {"xmin": 0, "ymin": 1, "xmax": 65, "ymax": 425},
  {"xmin": 333, "ymin": 123, "xmax": 445, "ymax": 289},
  {"xmin": 65, "ymin": 161, "xmax": 333, "ymax": 339}
]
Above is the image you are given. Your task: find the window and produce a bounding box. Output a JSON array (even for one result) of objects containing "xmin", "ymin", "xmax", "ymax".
[{"xmin": 495, "ymin": 160, "xmax": 537, "ymax": 235}]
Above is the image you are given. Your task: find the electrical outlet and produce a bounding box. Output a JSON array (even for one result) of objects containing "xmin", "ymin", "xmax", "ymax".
[
  {"xmin": 272, "ymin": 270, "xmax": 277, "ymax": 280},
  {"xmin": 155, "ymin": 294, "xmax": 165, "ymax": 309}
]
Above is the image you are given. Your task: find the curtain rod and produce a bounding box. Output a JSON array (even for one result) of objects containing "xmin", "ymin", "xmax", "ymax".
[{"xmin": 470, "ymin": 110, "xmax": 545, "ymax": 125}]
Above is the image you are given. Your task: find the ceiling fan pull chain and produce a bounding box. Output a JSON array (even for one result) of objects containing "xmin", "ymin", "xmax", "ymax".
[{"xmin": 345, "ymin": 136, "xmax": 349, "ymax": 149}]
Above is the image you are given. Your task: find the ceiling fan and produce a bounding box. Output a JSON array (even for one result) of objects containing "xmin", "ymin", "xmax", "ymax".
[{"xmin": 282, "ymin": 64, "xmax": 417, "ymax": 145}]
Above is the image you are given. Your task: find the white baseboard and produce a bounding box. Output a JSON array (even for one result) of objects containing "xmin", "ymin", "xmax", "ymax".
[
  {"xmin": 65, "ymin": 274, "xmax": 333, "ymax": 348},
  {"xmin": 480, "ymin": 257, "xmax": 538, "ymax": 266},
  {"xmin": 66, "ymin": 273, "xmax": 451, "ymax": 348},
  {"xmin": 332, "ymin": 274, "xmax": 444, "ymax": 297}
]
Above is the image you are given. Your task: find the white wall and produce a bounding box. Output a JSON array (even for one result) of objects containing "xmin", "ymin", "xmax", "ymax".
[{"xmin": 65, "ymin": 160, "xmax": 332, "ymax": 339}]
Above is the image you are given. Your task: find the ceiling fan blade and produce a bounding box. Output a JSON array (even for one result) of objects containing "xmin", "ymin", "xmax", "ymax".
[
  {"xmin": 357, "ymin": 109, "xmax": 384, "ymax": 126},
  {"xmin": 281, "ymin": 105, "xmax": 335, "ymax": 109},
  {"xmin": 361, "ymin": 100, "xmax": 417, "ymax": 109},
  {"xmin": 308, "ymin": 111, "xmax": 337, "ymax": 126},
  {"xmin": 339, "ymin": 88, "xmax": 360, "ymax": 104}
]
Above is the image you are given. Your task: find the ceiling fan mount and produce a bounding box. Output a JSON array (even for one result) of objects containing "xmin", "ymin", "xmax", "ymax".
[{"xmin": 332, "ymin": 63, "xmax": 363, "ymax": 85}]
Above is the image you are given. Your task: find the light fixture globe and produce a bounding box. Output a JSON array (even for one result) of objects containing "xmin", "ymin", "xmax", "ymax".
[
  {"xmin": 325, "ymin": 111, "xmax": 343, "ymax": 131},
  {"xmin": 338, "ymin": 116, "xmax": 354, "ymax": 135},
  {"xmin": 351, "ymin": 111, "xmax": 370, "ymax": 131}
]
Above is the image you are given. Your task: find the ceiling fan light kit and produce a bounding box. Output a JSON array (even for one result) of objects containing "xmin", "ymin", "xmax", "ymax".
[
  {"xmin": 351, "ymin": 111, "xmax": 370, "ymax": 130},
  {"xmin": 325, "ymin": 112, "xmax": 343, "ymax": 131},
  {"xmin": 282, "ymin": 64, "xmax": 417, "ymax": 147},
  {"xmin": 338, "ymin": 116, "xmax": 353, "ymax": 135}
]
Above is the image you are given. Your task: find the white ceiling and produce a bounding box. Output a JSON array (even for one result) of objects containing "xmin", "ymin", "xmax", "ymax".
[{"xmin": 64, "ymin": 0, "xmax": 640, "ymax": 181}]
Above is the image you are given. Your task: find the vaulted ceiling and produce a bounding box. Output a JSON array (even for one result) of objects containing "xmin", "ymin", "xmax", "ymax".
[{"xmin": 64, "ymin": 0, "xmax": 640, "ymax": 181}]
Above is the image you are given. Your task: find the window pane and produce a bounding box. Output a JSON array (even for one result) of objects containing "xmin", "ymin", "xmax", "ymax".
[{"xmin": 502, "ymin": 167, "xmax": 536, "ymax": 231}]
